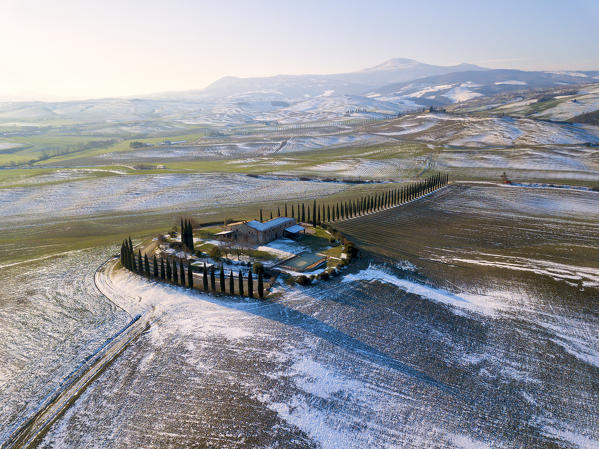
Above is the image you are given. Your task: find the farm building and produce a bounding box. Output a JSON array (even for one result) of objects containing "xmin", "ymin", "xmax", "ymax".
[{"xmin": 217, "ymin": 217, "xmax": 301, "ymax": 245}]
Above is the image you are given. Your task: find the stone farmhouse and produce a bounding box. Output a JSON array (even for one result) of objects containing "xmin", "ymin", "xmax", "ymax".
[{"xmin": 216, "ymin": 217, "xmax": 304, "ymax": 245}]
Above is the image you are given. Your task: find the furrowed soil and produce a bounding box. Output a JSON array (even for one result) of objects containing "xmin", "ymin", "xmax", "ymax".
[{"xmin": 28, "ymin": 183, "xmax": 599, "ymax": 448}]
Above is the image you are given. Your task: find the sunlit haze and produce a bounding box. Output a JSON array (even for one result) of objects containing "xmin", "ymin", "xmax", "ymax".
[{"xmin": 1, "ymin": 0, "xmax": 599, "ymax": 100}]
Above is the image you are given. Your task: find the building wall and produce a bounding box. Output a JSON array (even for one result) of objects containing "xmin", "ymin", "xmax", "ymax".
[{"xmin": 229, "ymin": 218, "xmax": 296, "ymax": 245}]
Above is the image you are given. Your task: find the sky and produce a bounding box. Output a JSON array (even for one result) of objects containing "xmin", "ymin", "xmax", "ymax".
[{"xmin": 1, "ymin": 0, "xmax": 599, "ymax": 100}]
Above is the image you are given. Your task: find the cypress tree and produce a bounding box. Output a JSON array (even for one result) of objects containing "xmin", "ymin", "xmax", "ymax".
[
  {"xmin": 312, "ymin": 201, "xmax": 316, "ymax": 227},
  {"xmin": 260, "ymin": 209, "xmax": 263, "ymax": 222},
  {"xmin": 180, "ymin": 218, "xmax": 184, "ymax": 244},
  {"xmin": 307, "ymin": 207, "xmax": 310, "ymax": 224},
  {"xmin": 179, "ymin": 259, "xmax": 186, "ymax": 287},
  {"xmin": 277, "ymin": 207, "xmax": 280, "ymax": 217},
  {"xmin": 270, "ymin": 210, "xmax": 273, "ymax": 220},
  {"xmin": 284, "ymin": 203, "xmax": 288, "ymax": 216},
  {"xmin": 219, "ymin": 265, "xmax": 225, "ymax": 293},
  {"xmin": 160, "ymin": 258, "xmax": 165, "ymax": 279},
  {"xmin": 187, "ymin": 262, "xmax": 193, "ymax": 288},
  {"xmin": 144, "ymin": 254, "xmax": 150, "ymax": 276},
  {"xmin": 203, "ymin": 263, "xmax": 208, "ymax": 290},
  {"xmin": 248, "ymin": 270, "xmax": 254, "ymax": 298},
  {"xmin": 166, "ymin": 259, "xmax": 172, "ymax": 282},
  {"xmin": 121, "ymin": 242, "xmax": 127, "ymax": 268},
  {"xmin": 238, "ymin": 270, "xmax": 244, "ymax": 296},
  {"xmin": 291, "ymin": 203, "xmax": 295, "ymax": 219},
  {"xmin": 125, "ymin": 242, "xmax": 131, "ymax": 269},
  {"xmin": 257, "ymin": 270, "xmax": 264, "ymax": 299},
  {"xmin": 153, "ymin": 255, "xmax": 158, "ymax": 278},
  {"xmin": 187, "ymin": 220, "xmax": 194, "ymax": 251},
  {"xmin": 172, "ymin": 259, "xmax": 178, "ymax": 284},
  {"xmin": 210, "ymin": 266, "xmax": 216, "ymax": 292},
  {"xmin": 301, "ymin": 204, "xmax": 305, "ymax": 223},
  {"xmin": 229, "ymin": 270, "xmax": 234, "ymax": 295}
]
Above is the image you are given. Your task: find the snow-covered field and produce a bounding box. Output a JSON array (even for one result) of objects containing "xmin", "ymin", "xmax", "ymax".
[
  {"xmin": 278, "ymin": 133, "xmax": 394, "ymax": 153},
  {"xmin": 0, "ymin": 173, "xmax": 349, "ymax": 227},
  {"xmin": 0, "ymin": 184, "xmax": 588, "ymax": 448},
  {"xmin": 0, "ymin": 249, "xmax": 129, "ymax": 444},
  {"xmin": 373, "ymin": 113, "xmax": 599, "ymax": 147}
]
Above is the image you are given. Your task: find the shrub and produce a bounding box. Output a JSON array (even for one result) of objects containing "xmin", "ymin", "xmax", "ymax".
[
  {"xmin": 296, "ymin": 275, "xmax": 311, "ymax": 286},
  {"xmin": 209, "ymin": 246, "xmax": 222, "ymax": 261},
  {"xmin": 284, "ymin": 276, "xmax": 296, "ymax": 286},
  {"xmin": 170, "ymin": 242, "xmax": 183, "ymax": 250},
  {"xmin": 253, "ymin": 261, "xmax": 264, "ymax": 275},
  {"xmin": 344, "ymin": 242, "xmax": 357, "ymax": 259},
  {"xmin": 317, "ymin": 271, "xmax": 330, "ymax": 281}
]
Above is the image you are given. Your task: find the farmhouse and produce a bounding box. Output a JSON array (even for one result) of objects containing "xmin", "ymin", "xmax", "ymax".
[{"xmin": 217, "ymin": 217, "xmax": 301, "ymax": 245}]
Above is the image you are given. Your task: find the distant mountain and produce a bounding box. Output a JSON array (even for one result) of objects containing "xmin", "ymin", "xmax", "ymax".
[
  {"xmin": 198, "ymin": 74, "xmax": 369, "ymax": 100},
  {"xmin": 328, "ymin": 58, "xmax": 486, "ymax": 87},
  {"xmin": 370, "ymin": 69, "xmax": 599, "ymax": 106},
  {"xmin": 2, "ymin": 59, "xmax": 598, "ymax": 127},
  {"xmin": 194, "ymin": 58, "xmax": 488, "ymax": 100}
]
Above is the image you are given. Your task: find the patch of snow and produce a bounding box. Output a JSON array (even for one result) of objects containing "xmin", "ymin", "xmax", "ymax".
[
  {"xmin": 257, "ymin": 238, "xmax": 305, "ymax": 259},
  {"xmin": 449, "ymin": 434, "xmax": 492, "ymax": 449},
  {"xmin": 550, "ymin": 71, "xmax": 588, "ymax": 78},
  {"xmin": 442, "ymin": 86, "xmax": 482, "ymax": 102},
  {"xmin": 447, "ymin": 256, "xmax": 599, "ymax": 289},
  {"xmin": 542, "ymin": 423, "xmax": 599, "ymax": 449},
  {"xmin": 341, "ymin": 264, "xmax": 500, "ymax": 316},
  {"xmin": 494, "ymin": 80, "xmax": 527, "ymax": 85},
  {"xmin": 409, "ymin": 84, "xmax": 454, "ymax": 98}
]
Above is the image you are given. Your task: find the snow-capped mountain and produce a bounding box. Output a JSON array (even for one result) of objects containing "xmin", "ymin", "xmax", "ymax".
[
  {"xmin": 194, "ymin": 58, "xmax": 488, "ymax": 100},
  {"xmin": 371, "ymin": 69, "xmax": 599, "ymax": 106}
]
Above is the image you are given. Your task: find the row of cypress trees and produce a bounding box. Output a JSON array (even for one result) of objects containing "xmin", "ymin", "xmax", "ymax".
[
  {"xmin": 120, "ymin": 238, "xmax": 194, "ymax": 289},
  {"xmin": 120, "ymin": 241, "xmax": 265, "ymax": 299},
  {"xmin": 198, "ymin": 262, "xmax": 264, "ymax": 298},
  {"xmin": 258, "ymin": 173, "xmax": 448, "ymax": 225}
]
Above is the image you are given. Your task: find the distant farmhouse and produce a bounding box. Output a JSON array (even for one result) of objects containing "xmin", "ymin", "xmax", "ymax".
[{"xmin": 217, "ymin": 217, "xmax": 305, "ymax": 245}]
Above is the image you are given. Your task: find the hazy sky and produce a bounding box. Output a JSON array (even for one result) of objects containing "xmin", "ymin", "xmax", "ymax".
[{"xmin": 1, "ymin": 0, "xmax": 599, "ymax": 100}]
